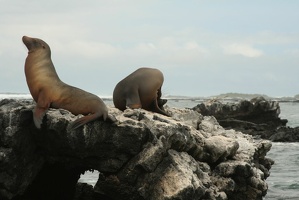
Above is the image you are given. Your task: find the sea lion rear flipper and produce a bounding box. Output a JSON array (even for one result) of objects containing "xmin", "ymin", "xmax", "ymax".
[
  {"xmin": 33, "ymin": 106, "xmax": 48, "ymax": 129},
  {"xmin": 69, "ymin": 112, "xmax": 108, "ymax": 130},
  {"xmin": 107, "ymin": 114, "xmax": 117, "ymax": 123},
  {"xmin": 151, "ymin": 99, "xmax": 171, "ymax": 117},
  {"xmin": 69, "ymin": 117, "xmax": 86, "ymax": 130},
  {"xmin": 158, "ymin": 98, "xmax": 167, "ymax": 109}
]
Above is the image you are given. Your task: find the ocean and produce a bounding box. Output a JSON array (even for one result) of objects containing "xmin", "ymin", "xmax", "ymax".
[
  {"xmin": 1, "ymin": 94, "xmax": 298, "ymax": 199},
  {"xmin": 264, "ymin": 102, "xmax": 299, "ymax": 200}
]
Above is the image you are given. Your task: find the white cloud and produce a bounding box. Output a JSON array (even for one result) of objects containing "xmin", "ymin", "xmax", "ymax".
[
  {"xmin": 62, "ymin": 37, "xmax": 210, "ymax": 66},
  {"xmin": 223, "ymin": 43, "xmax": 264, "ymax": 57}
]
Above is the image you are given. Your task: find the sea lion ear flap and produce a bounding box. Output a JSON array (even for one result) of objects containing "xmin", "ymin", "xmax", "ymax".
[{"xmin": 42, "ymin": 45, "xmax": 46, "ymax": 49}]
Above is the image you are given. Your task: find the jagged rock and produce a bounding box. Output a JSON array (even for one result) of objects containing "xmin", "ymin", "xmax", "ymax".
[
  {"xmin": 192, "ymin": 96, "xmax": 288, "ymax": 139},
  {"xmin": 0, "ymin": 99, "xmax": 273, "ymax": 200},
  {"xmin": 204, "ymin": 136, "xmax": 239, "ymax": 163}
]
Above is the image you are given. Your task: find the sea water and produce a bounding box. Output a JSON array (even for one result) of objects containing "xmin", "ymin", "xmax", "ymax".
[
  {"xmin": 265, "ymin": 102, "xmax": 299, "ymax": 200},
  {"xmin": 265, "ymin": 142, "xmax": 299, "ymax": 200},
  {"xmin": 1, "ymin": 94, "xmax": 298, "ymax": 199}
]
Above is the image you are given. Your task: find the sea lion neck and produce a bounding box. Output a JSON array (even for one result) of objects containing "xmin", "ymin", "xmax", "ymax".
[{"xmin": 28, "ymin": 48, "xmax": 51, "ymax": 59}]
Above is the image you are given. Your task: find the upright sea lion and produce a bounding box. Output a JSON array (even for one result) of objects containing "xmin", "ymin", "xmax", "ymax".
[
  {"xmin": 22, "ymin": 36, "xmax": 111, "ymax": 130},
  {"xmin": 113, "ymin": 67, "xmax": 170, "ymax": 116}
]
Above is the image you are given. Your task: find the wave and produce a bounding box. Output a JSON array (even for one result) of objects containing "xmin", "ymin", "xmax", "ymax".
[
  {"xmin": 0, "ymin": 93, "xmax": 113, "ymax": 100},
  {"xmin": 0, "ymin": 93, "xmax": 32, "ymax": 100}
]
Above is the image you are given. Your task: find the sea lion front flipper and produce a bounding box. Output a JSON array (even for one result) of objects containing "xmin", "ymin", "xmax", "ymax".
[
  {"xmin": 33, "ymin": 106, "xmax": 48, "ymax": 129},
  {"xmin": 33, "ymin": 92, "xmax": 50, "ymax": 128}
]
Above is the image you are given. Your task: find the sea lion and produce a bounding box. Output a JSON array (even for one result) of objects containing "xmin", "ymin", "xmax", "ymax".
[
  {"xmin": 22, "ymin": 35, "xmax": 111, "ymax": 130},
  {"xmin": 113, "ymin": 67, "xmax": 170, "ymax": 116}
]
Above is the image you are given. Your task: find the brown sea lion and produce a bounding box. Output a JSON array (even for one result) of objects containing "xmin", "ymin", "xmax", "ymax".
[
  {"xmin": 113, "ymin": 67, "xmax": 170, "ymax": 116},
  {"xmin": 22, "ymin": 36, "xmax": 111, "ymax": 130}
]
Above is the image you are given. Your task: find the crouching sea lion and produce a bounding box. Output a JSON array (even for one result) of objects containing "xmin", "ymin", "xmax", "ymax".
[
  {"xmin": 22, "ymin": 36, "xmax": 113, "ymax": 130},
  {"xmin": 113, "ymin": 67, "xmax": 170, "ymax": 116}
]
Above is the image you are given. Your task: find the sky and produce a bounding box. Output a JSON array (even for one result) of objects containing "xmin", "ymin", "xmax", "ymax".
[{"xmin": 0, "ymin": 0, "xmax": 298, "ymax": 97}]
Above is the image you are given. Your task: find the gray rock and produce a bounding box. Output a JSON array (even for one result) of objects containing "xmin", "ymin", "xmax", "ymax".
[
  {"xmin": 0, "ymin": 99, "xmax": 273, "ymax": 200},
  {"xmin": 204, "ymin": 136, "xmax": 239, "ymax": 163},
  {"xmin": 192, "ymin": 97, "xmax": 289, "ymax": 140},
  {"xmin": 269, "ymin": 126, "xmax": 299, "ymax": 142}
]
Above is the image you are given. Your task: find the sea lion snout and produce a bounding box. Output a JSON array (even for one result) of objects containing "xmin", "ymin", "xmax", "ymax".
[
  {"xmin": 22, "ymin": 36, "xmax": 32, "ymax": 50},
  {"xmin": 22, "ymin": 35, "xmax": 29, "ymax": 41},
  {"xmin": 22, "ymin": 35, "xmax": 31, "ymax": 43}
]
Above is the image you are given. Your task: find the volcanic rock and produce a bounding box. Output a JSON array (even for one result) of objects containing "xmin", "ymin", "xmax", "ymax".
[{"xmin": 0, "ymin": 99, "xmax": 273, "ymax": 200}]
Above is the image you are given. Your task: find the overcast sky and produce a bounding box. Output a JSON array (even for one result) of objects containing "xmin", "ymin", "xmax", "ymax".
[{"xmin": 0, "ymin": 0, "xmax": 298, "ymax": 97}]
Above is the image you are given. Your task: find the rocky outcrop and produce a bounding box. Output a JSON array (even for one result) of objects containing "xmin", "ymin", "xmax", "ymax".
[
  {"xmin": 192, "ymin": 96, "xmax": 288, "ymax": 139},
  {"xmin": 269, "ymin": 126, "xmax": 299, "ymax": 142},
  {"xmin": 0, "ymin": 99, "xmax": 273, "ymax": 200}
]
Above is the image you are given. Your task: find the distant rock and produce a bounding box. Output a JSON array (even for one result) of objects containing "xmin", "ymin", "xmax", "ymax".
[
  {"xmin": 0, "ymin": 99, "xmax": 273, "ymax": 200},
  {"xmin": 269, "ymin": 126, "xmax": 299, "ymax": 142},
  {"xmin": 207, "ymin": 93, "xmax": 299, "ymax": 102},
  {"xmin": 192, "ymin": 96, "xmax": 299, "ymax": 141},
  {"xmin": 209, "ymin": 93, "xmax": 271, "ymax": 100}
]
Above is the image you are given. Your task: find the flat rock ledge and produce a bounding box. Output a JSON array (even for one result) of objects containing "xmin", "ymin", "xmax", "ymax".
[{"xmin": 0, "ymin": 99, "xmax": 273, "ymax": 200}]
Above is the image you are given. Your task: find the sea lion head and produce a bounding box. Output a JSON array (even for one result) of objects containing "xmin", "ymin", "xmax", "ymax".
[{"xmin": 22, "ymin": 36, "xmax": 50, "ymax": 54}]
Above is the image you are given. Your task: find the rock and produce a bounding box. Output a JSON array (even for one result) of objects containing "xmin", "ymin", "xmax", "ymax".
[
  {"xmin": 0, "ymin": 99, "xmax": 273, "ymax": 200},
  {"xmin": 0, "ymin": 99, "xmax": 45, "ymax": 200},
  {"xmin": 192, "ymin": 96, "xmax": 288, "ymax": 139},
  {"xmin": 204, "ymin": 136, "xmax": 239, "ymax": 163},
  {"xmin": 269, "ymin": 126, "xmax": 299, "ymax": 142},
  {"xmin": 74, "ymin": 183, "xmax": 95, "ymax": 200}
]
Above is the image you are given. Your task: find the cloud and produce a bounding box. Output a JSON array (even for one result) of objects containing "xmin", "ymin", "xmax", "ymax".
[
  {"xmin": 1, "ymin": 0, "xmax": 298, "ymax": 97},
  {"xmin": 54, "ymin": 36, "xmax": 210, "ymax": 68},
  {"xmin": 222, "ymin": 43, "xmax": 264, "ymax": 57}
]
